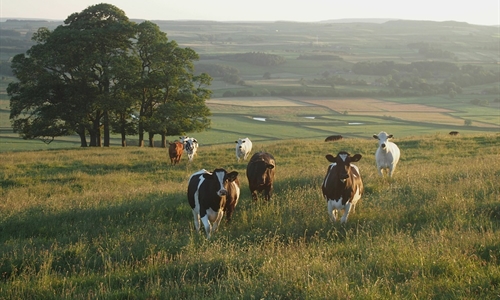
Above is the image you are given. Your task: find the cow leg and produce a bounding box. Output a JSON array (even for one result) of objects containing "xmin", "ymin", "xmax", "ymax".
[
  {"xmin": 211, "ymin": 211, "xmax": 224, "ymax": 234},
  {"xmin": 200, "ymin": 215, "xmax": 212, "ymax": 239},
  {"xmin": 250, "ymin": 189, "xmax": 258, "ymax": 201},
  {"xmin": 192, "ymin": 211, "xmax": 201, "ymax": 231},
  {"xmin": 341, "ymin": 202, "xmax": 352, "ymax": 223},
  {"xmin": 377, "ymin": 167, "xmax": 384, "ymax": 176},
  {"xmin": 327, "ymin": 200, "xmax": 338, "ymax": 222},
  {"xmin": 264, "ymin": 187, "xmax": 272, "ymax": 201},
  {"xmin": 389, "ymin": 165, "xmax": 396, "ymax": 177}
]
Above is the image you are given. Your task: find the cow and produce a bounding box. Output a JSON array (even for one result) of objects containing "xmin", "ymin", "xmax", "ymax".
[
  {"xmin": 168, "ymin": 141, "xmax": 183, "ymax": 165},
  {"xmin": 449, "ymin": 131, "xmax": 459, "ymax": 136},
  {"xmin": 325, "ymin": 135, "xmax": 343, "ymax": 142},
  {"xmin": 373, "ymin": 131, "xmax": 401, "ymax": 177},
  {"xmin": 246, "ymin": 152, "xmax": 275, "ymax": 202},
  {"xmin": 187, "ymin": 168, "xmax": 239, "ymax": 239},
  {"xmin": 235, "ymin": 137, "xmax": 253, "ymax": 162},
  {"xmin": 180, "ymin": 136, "xmax": 198, "ymax": 162},
  {"xmin": 224, "ymin": 177, "xmax": 241, "ymax": 222},
  {"xmin": 322, "ymin": 151, "xmax": 364, "ymax": 223}
]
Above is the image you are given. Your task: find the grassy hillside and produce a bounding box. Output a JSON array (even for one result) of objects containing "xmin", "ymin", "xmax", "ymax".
[{"xmin": 0, "ymin": 133, "xmax": 499, "ymax": 298}]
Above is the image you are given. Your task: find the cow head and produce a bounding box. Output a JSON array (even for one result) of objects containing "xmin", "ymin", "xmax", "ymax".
[
  {"xmin": 205, "ymin": 168, "xmax": 239, "ymax": 197},
  {"xmin": 184, "ymin": 138, "xmax": 198, "ymax": 151},
  {"xmin": 373, "ymin": 131, "xmax": 393, "ymax": 150},
  {"xmin": 235, "ymin": 138, "xmax": 246, "ymax": 149},
  {"xmin": 326, "ymin": 151, "xmax": 362, "ymax": 182},
  {"xmin": 252, "ymin": 160, "xmax": 274, "ymax": 184}
]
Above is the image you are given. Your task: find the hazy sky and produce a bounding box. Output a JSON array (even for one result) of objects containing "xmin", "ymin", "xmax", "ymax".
[{"xmin": 1, "ymin": 0, "xmax": 499, "ymax": 26}]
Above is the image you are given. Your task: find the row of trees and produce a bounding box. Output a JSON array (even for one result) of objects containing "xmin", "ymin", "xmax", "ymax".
[{"xmin": 7, "ymin": 4, "xmax": 211, "ymax": 147}]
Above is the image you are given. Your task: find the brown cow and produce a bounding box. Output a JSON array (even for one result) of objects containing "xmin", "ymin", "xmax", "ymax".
[
  {"xmin": 325, "ymin": 135, "xmax": 343, "ymax": 142},
  {"xmin": 322, "ymin": 151, "xmax": 363, "ymax": 223},
  {"xmin": 224, "ymin": 177, "xmax": 241, "ymax": 222},
  {"xmin": 246, "ymin": 152, "xmax": 275, "ymax": 201},
  {"xmin": 168, "ymin": 141, "xmax": 183, "ymax": 165},
  {"xmin": 449, "ymin": 131, "xmax": 459, "ymax": 136}
]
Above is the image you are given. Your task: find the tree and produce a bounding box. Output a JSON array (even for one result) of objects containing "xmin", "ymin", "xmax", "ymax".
[
  {"xmin": 133, "ymin": 21, "xmax": 212, "ymax": 147},
  {"xmin": 8, "ymin": 4, "xmax": 136, "ymax": 147},
  {"xmin": 8, "ymin": 5, "xmax": 212, "ymax": 148}
]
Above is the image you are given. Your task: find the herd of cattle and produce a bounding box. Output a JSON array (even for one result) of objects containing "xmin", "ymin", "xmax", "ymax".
[{"xmin": 173, "ymin": 132, "xmax": 401, "ymax": 239}]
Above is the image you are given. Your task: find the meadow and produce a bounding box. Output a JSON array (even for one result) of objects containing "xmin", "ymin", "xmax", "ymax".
[{"xmin": 0, "ymin": 133, "xmax": 499, "ymax": 298}]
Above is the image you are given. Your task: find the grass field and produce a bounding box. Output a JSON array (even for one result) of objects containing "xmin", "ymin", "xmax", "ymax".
[{"xmin": 0, "ymin": 133, "xmax": 499, "ymax": 298}]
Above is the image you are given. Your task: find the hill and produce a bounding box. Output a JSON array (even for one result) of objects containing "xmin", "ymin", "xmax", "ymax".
[{"xmin": 0, "ymin": 134, "xmax": 499, "ymax": 298}]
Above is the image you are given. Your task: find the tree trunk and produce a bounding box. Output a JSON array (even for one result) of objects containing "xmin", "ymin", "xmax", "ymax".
[
  {"xmin": 77, "ymin": 125, "xmax": 88, "ymax": 147},
  {"xmin": 148, "ymin": 132, "xmax": 155, "ymax": 147},
  {"xmin": 121, "ymin": 132, "xmax": 127, "ymax": 147},
  {"xmin": 161, "ymin": 133, "xmax": 167, "ymax": 148},
  {"xmin": 138, "ymin": 121, "xmax": 144, "ymax": 147},
  {"xmin": 103, "ymin": 110, "xmax": 110, "ymax": 147}
]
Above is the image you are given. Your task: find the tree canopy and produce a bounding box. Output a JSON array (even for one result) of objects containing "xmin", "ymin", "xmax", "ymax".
[{"xmin": 8, "ymin": 3, "xmax": 212, "ymax": 147}]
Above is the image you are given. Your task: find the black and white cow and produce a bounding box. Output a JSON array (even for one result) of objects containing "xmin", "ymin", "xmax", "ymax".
[
  {"xmin": 322, "ymin": 151, "xmax": 364, "ymax": 223},
  {"xmin": 180, "ymin": 136, "xmax": 198, "ymax": 162},
  {"xmin": 187, "ymin": 168, "xmax": 239, "ymax": 239}
]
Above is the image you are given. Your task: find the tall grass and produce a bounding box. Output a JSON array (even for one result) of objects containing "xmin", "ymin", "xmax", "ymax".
[{"xmin": 0, "ymin": 133, "xmax": 499, "ymax": 299}]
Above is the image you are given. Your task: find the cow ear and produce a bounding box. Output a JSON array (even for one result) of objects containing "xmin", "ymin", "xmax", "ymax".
[
  {"xmin": 373, "ymin": 134, "xmax": 379, "ymax": 139},
  {"xmin": 267, "ymin": 164, "xmax": 275, "ymax": 170},
  {"xmin": 235, "ymin": 140, "xmax": 238, "ymax": 143},
  {"xmin": 388, "ymin": 134, "xmax": 394, "ymax": 139},
  {"xmin": 227, "ymin": 171, "xmax": 239, "ymax": 181},
  {"xmin": 351, "ymin": 154, "xmax": 362, "ymax": 162},
  {"xmin": 193, "ymin": 139, "xmax": 198, "ymax": 143},
  {"xmin": 325, "ymin": 154, "xmax": 336, "ymax": 162}
]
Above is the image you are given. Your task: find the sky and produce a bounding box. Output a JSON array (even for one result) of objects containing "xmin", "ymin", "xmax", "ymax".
[{"xmin": 1, "ymin": 0, "xmax": 499, "ymax": 26}]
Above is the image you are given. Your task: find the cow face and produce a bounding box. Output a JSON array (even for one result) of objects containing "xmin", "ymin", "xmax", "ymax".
[
  {"xmin": 184, "ymin": 138, "xmax": 198, "ymax": 151},
  {"xmin": 373, "ymin": 131, "xmax": 393, "ymax": 150},
  {"xmin": 326, "ymin": 152, "xmax": 362, "ymax": 182},
  {"xmin": 235, "ymin": 139, "xmax": 246, "ymax": 149},
  {"xmin": 250, "ymin": 160, "xmax": 274, "ymax": 185},
  {"xmin": 205, "ymin": 168, "xmax": 239, "ymax": 197}
]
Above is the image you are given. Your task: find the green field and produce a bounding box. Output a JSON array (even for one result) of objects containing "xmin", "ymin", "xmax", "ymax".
[{"xmin": 0, "ymin": 134, "xmax": 499, "ymax": 298}]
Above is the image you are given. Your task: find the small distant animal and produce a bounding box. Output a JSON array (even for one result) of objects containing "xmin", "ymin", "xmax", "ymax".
[
  {"xmin": 449, "ymin": 131, "xmax": 459, "ymax": 136},
  {"xmin": 180, "ymin": 136, "xmax": 198, "ymax": 162},
  {"xmin": 246, "ymin": 152, "xmax": 276, "ymax": 201},
  {"xmin": 187, "ymin": 168, "xmax": 239, "ymax": 239},
  {"xmin": 168, "ymin": 141, "xmax": 183, "ymax": 165},
  {"xmin": 325, "ymin": 135, "xmax": 343, "ymax": 142},
  {"xmin": 235, "ymin": 137, "xmax": 253, "ymax": 162},
  {"xmin": 373, "ymin": 131, "xmax": 401, "ymax": 177},
  {"xmin": 322, "ymin": 151, "xmax": 364, "ymax": 223}
]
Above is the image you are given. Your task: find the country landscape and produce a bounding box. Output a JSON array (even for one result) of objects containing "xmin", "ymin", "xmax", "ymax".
[{"xmin": 0, "ymin": 7, "xmax": 499, "ymax": 299}]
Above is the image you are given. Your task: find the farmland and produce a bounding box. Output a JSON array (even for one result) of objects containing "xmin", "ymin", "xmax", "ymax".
[{"xmin": 1, "ymin": 19, "xmax": 499, "ymax": 151}]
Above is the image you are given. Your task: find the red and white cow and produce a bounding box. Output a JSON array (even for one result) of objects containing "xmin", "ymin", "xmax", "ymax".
[
  {"xmin": 168, "ymin": 141, "xmax": 183, "ymax": 165},
  {"xmin": 187, "ymin": 168, "xmax": 239, "ymax": 239},
  {"xmin": 373, "ymin": 131, "xmax": 400, "ymax": 177},
  {"xmin": 180, "ymin": 136, "xmax": 198, "ymax": 162},
  {"xmin": 322, "ymin": 151, "xmax": 364, "ymax": 223},
  {"xmin": 235, "ymin": 137, "xmax": 253, "ymax": 162}
]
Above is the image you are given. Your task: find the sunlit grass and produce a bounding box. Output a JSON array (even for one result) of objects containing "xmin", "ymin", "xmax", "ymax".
[{"xmin": 0, "ymin": 133, "xmax": 499, "ymax": 298}]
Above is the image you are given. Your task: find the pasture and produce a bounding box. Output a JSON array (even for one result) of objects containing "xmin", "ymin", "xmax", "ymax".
[{"xmin": 0, "ymin": 133, "xmax": 499, "ymax": 298}]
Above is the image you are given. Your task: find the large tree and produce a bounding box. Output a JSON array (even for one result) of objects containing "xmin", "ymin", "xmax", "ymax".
[{"xmin": 8, "ymin": 5, "xmax": 212, "ymax": 147}]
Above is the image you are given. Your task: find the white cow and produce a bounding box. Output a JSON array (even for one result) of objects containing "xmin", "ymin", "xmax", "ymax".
[
  {"xmin": 373, "ymin": 131, "xmax": 400, "ymax": 177},
  {"xmin": 235, "ymin": 137, "xmax": 253, "ymax": 162},
  {"xmin": 180, "ymin": 136, "xmax": 198, "ymax": 162}
]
